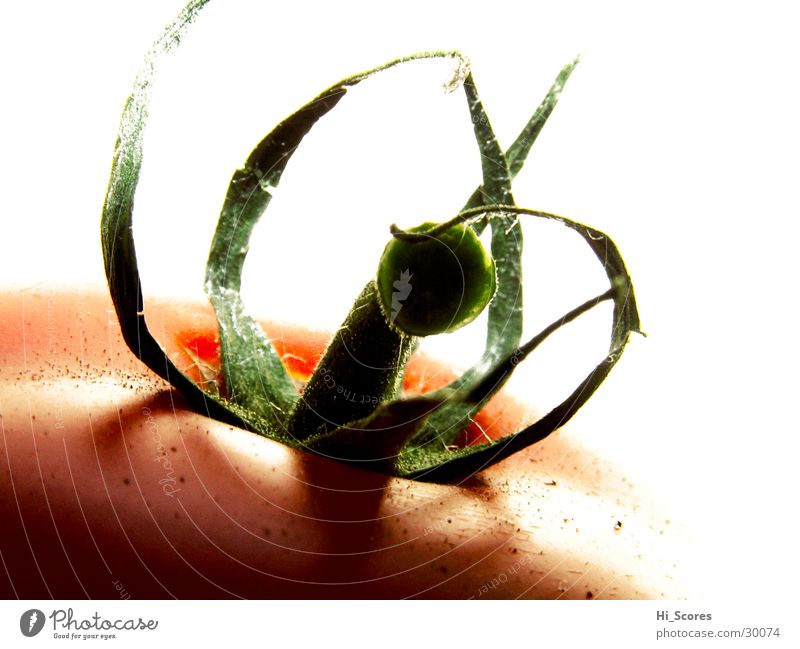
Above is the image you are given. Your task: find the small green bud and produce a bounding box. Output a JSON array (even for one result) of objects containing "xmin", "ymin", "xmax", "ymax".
[{"xmin": 376, "ymin": 222, "xmax": 496, "ymax": 336}]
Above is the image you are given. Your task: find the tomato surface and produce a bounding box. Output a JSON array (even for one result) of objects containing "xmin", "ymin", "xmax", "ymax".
[{"xmin": 0, "ymin": 288, "xmax": 688, "ymax": 599}]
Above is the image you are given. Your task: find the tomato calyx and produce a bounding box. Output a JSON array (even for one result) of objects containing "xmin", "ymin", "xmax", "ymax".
[
  {"xmin": 175, "ymin": 327, "xmax": 497, "ymax": 449},
  {"xmin": 100, "ymin": 0, "xmax": 641, "ymax": 481}
]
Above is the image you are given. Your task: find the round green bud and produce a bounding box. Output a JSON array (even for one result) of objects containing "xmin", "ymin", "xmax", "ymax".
[{"xmin": 376, "ymin": 222, "xmax": 497, "ymax": 336}]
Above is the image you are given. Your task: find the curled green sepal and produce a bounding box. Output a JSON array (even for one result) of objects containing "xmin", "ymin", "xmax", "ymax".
[
  {"xmin": 406, "ymin": 59, "xmax": 580, "ymax": 449},
  {"xmin": 328, "ymin": 286, "xmax": 613, "ymax": 477},
  {"xmin": 204, "ymin": 50, "xmax": 471, "ymax": 437},
  {"xmin": 319, "ymin": 205, "xmax": 640, "ymax": 481},
  {"xmin": 391, "ymin": 205, "xmax": 642, "ymax": 481},
  {"xmin": 302, "ymin": 394, "xmax": 449, "ymax": 473},
  {"xmin": 396, "ymin": 70, "xmax": 521, "ymax": 449},
  {"xmin": 100, "ymin": 0, "xmax": 251, "ymax": 429},
  {"xmin": 463, "ymin": 56, "xmax": 581, "ymax": 220}
]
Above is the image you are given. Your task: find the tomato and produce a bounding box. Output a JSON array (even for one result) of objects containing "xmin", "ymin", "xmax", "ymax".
[{"xmin": 0, "ymin": 288, "xmax": 688, "ymax": 598}]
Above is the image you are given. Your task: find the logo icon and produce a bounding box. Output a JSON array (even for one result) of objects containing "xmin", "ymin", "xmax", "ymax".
[
  {"xmin": 20, "ymin": 609, "xmax": 46, "ymax": 637},
  {"xmin": 390, "ymin": 269, "xmax": 413, "ymax": 323}
]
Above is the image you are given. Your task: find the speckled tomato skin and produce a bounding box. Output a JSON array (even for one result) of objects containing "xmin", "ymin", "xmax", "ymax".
[{"xmin": 0, "ymin": 289, "xmax": 687, "ymax": 599}]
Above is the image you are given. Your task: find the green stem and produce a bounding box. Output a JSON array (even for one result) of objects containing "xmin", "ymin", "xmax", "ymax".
[{"xmin": 286, "ymin": 281, "xmax": 416, "ymax": 441}]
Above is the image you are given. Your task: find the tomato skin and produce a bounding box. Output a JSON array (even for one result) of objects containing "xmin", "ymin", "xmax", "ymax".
[{"xmin": 0, "ymin": 288, "xmax": 688, "ymax": 599}]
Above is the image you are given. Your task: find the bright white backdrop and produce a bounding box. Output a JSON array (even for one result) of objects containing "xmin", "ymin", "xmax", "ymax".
[{"xmin": 1, "ymin": 0, "xmax": 798, "ymax": 602}]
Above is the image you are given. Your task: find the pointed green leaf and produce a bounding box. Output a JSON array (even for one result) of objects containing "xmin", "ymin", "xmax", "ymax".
[{"xmin": 463, "ymin": 56, "xmax": 580, "ymax": 217}]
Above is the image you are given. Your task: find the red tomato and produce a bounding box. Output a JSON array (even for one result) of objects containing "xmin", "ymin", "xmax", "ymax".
[{"xmin": 0, "ymin": 288, "xmax": 688, "ymax": 598}]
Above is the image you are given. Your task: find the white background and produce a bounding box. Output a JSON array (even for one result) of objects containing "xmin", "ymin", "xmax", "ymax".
[{"xmin": 1, "ymin": 0, "xmax": 798, "ymax": 606}]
